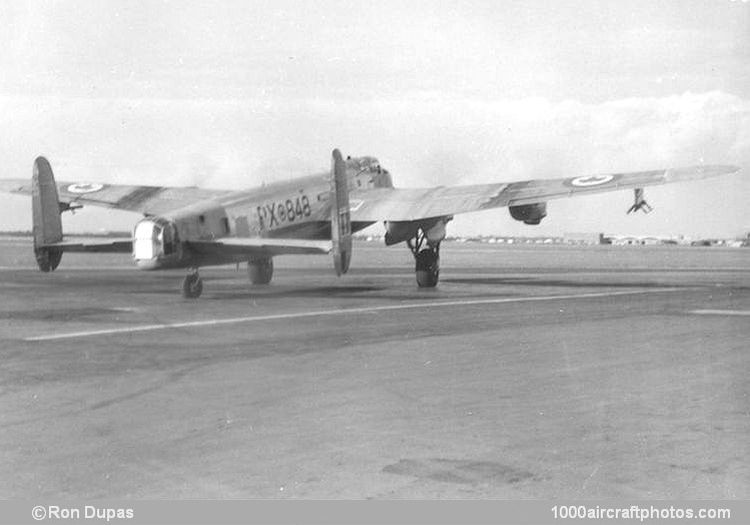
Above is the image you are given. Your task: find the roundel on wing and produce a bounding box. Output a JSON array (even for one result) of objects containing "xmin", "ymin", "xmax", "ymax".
[
  {"xmin": 67, "ymin": 182, "xmax": 105, "ymax": 194},
  {"xmin": 565, "ymin": 174, "xmax": 617, "ymax": 187}
]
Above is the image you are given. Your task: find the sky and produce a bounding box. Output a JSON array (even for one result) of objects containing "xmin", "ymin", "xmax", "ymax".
[{"xmin": 0, "ymin": 0, "xmax": 748, "ymax": 238}]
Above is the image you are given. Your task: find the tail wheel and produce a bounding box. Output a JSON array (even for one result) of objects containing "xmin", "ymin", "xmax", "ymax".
[
  {"xmin": 248, "ymin": 257, "xmax": 273, "ymax": 284},
  {"xmin": 182, "ymin": 272, "xmax": 203, "ymax": 299}
]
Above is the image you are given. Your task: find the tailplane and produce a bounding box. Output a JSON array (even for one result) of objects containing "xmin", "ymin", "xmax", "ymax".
[
  {"xmin": 31, "ymin": 157, "xmax": 63, "ymax": 271},
  {"xmin": 330, "ymin": 149, "xmax": 351, "ymax": 276}
]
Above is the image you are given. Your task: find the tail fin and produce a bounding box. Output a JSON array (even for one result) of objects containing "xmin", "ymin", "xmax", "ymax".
[
  {"xmin": 31, "ymin": 157, "xmax": 63, "ymax": 271},
  {"xmin": 330, "ymin": 149, "xmax": 351, "ymax": 276}
]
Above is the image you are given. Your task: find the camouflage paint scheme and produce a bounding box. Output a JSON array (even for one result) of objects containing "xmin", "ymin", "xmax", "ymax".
[{"xmin": 0, "ymin": 156, "xmax": 739, "ymax": 271}]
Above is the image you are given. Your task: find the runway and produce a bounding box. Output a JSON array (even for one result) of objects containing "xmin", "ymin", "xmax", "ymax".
[{"xmin": 1, "ymin": 240, "xmax": 748, "ymax": 498}]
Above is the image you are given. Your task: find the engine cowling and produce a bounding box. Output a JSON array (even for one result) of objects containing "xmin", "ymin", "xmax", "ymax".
[
  {"xmin": 384, "ymin": 216, "xmax": 452, "ymax": 246},
  {"xmin": 509, "ymin": 203, "xmax": 547, "ymax": 225},
  {"xmin": 384, "ymin": 221, "xmax": 419, "ymax": 245}
]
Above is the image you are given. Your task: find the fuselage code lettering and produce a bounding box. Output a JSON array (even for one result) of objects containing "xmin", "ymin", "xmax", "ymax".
[{"xmin": 257, "ymin": 193, "xmax": 311, "ymax": 229}]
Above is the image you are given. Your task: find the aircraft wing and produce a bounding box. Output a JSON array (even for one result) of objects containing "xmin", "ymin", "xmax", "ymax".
[
  {"xmin": 0, "ymin": 179, "xmax": 233, "ymax": 215},
  {"xmin": 186, "ymin": 238, "xmax": 331, "ymax": 257},
  {"xmin": 349, "ymin": 164, "xmax": 739, "ymax": 222}
]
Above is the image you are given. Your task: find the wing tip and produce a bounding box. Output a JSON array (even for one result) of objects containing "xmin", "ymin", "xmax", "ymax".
[
  {"xmin": 666, "ymin": 164, "xmax": 741, "ymax": 181},
  {"xmin": 725, "ymin": 164, "xmax": 741, "ymax": 175},
  {"xmin": 703, "ymin": 164, "xmax": 741, "ymax": 175},
  {"xmin": 0, "ymin": 179, "xmax": 30, "ymax": 193}
]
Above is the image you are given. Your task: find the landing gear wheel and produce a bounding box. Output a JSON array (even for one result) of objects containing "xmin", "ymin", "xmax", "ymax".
[
  {"xmin": 182, "ymin": 272, "xmax": 203, "ymax": 299},
  {"xmin": 248, "ymin": 257, "xmax": 273, "ymax": 284},
  {"xmin": 415, "ymin": 248, "xmax": 439, "ymax": 288},
  {"xmin": 34, "ymin": 246, "xmax": 62, "ymax": 272},
  {"xmin": 407, "ymin": 229, "xmax": 442, "ymax": 288}
]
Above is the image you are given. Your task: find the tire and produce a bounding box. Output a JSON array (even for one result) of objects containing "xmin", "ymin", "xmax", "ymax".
[
  {"xmin": 416, "ymin": 269, "xmax": 439, "ymax": 287},
  {"xmin": 34, "ymin": 246, "xmax": 62, "ymax": 272},
  {"xmin": 248, "ymin": 257, "xmax": 273, "ymax": 284},
  {"xmin": 182, "ymin": 273, "xmax": 203, "ymax": 298},
  {"xmin": 415, "ymin": 249, "xmax": 439, "ymax": 288}
]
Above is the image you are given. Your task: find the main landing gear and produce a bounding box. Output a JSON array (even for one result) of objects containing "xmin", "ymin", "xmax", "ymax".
[
  {"xmin": 407, "ymin": 230, "xmax": 440, "ymax": 288},
  {"xmin": 247, "ymin": 257, "xmax": 273, "ymax": 285},
  {"xmin": 182, "ymin": 269, "xmax": 203, "ymax": 299},
  {"xmin": 182, "ymin": 258, "xmax": 274, "ymax": 299}
]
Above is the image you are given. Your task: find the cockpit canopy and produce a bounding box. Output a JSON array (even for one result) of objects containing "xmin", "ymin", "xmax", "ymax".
[
  {"xmin": 347, "ymin": 156, "xmax": 383, "ymax": 173},
  {"xmin": 345, "ymin": 155, "xmax": 392, "ymax": 188}
]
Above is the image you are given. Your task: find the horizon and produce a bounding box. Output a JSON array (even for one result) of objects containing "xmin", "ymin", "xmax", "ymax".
[{"xmin": 1, "ymin": 228, "xmax": 747, "ymax": 242}]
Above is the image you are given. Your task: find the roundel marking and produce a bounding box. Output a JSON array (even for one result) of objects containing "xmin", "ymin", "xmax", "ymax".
[
  {"xmin": 67, "ymin": 182, "xmax": 105, "ymax": 194},
  {"xmin": 568, "ymin": 174, "xmax": 615, "ymax": 187}
]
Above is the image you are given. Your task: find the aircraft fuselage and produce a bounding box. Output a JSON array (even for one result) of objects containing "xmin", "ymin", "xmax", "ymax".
[{"xmin": 133, "ymin": 156, "xmax": 392, "ymax": 269}]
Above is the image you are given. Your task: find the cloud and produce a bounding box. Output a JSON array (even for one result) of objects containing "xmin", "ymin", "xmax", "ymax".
[{"xmin": 0, "ymin": 90, "xmax": 747, "ymax": 236}]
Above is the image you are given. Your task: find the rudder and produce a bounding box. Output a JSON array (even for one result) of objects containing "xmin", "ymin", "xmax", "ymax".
[
  {"xmin": 31, "ymin": 157, "xmax": 63, "ymax": 271},
  {"xmin": 330, "ymin": 149, "xmax": 351, "ymax": 276}
]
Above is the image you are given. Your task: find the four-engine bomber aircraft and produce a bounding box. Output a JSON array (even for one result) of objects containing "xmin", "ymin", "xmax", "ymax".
[{"xmin": 0, "ymin": 151, "xmax": 739, "ymax": 298}]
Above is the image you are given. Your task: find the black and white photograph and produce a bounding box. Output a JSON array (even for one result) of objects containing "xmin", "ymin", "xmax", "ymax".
[{"xmin": 0, "ymin": 0, "xmax": 748, "ymax": 519}]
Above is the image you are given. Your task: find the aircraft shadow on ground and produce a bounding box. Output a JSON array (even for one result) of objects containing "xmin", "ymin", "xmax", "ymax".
[
  {"xmin": 442, "ymin": 277, "xmax": 681, "ymax": 288},
  {"xmin": 204, "ymin": 285, "xmax": 386, "ymax": 300},
  {"xmin": 204, "ymin": 285, "xmax": 522, "ymax": 301}
]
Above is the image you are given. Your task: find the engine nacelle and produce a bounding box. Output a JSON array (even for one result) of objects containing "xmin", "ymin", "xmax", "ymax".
[
  {"xmin": 424, "ymin": 219, "xmax": 448, "ymax": 245},
  {"xmin": 384, "ymin": 221, "xmax": 419, "ymax": 246},
  {"xmin": 384, "ymin": 216, "xmax": 452, "ymax": 246},
  {"xmin": 509, "ymin": 202, "xmax": 547, "ymax": 225}
]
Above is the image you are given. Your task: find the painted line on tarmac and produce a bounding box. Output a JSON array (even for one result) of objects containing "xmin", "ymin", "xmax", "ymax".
[
  {"xmin": 688, "ymin": 309, "xmax": 750, "ymax": 316},
  {"xmin": 0, "ymin": 266, "xmax": 136, "ymax": 271},
  {"xmin": 25, "ymin": 287, "xmax": 687, "ymax": 341}
]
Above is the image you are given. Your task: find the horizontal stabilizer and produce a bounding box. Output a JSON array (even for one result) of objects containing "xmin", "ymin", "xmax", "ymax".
[
  {"xmin": 187, "ymin": 238, "xmax": 331, "ymax": 257},
  {"xmin": 40, "ymin": 238, "xmax": 134, "ymax": 253}
]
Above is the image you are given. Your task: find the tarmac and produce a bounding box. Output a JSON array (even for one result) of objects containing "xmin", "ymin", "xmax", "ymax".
[{"xmin": 1, "ymin": 239, "xmax": 748, "ymax": 498}]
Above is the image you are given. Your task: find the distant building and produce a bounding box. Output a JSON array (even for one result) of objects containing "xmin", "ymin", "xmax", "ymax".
[
  {"xmin": 564, "ymin": 232, "xmax": 606, "ymax": 245},
  {"xmin": 608, "ymin": 235, "xmax": 681, "ymax": 246}
]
